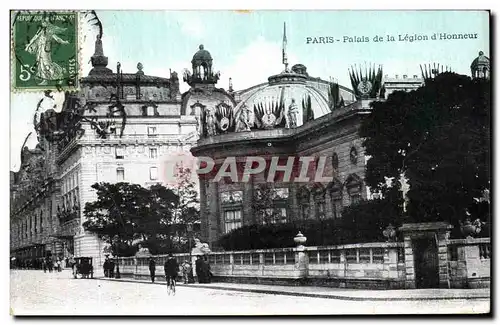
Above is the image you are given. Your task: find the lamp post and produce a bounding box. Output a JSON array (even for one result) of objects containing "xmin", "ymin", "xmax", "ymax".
[{"xmin": 114, "ymin": 238, "xmax": 121, "ymax": 279}]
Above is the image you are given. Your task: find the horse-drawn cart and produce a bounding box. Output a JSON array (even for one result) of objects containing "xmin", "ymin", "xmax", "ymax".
[{"xmin": 73, "ymin": 257, "xmax": 94, "ymax": 279}]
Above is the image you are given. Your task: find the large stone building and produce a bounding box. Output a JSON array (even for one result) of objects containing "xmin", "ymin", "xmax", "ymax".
[
  {"xmin": 10, "ymin": 36, "xmax": 198, "ymax": 267},
  {"xmin": 189, "ymin": 50, "xmax": 490, "ymax": 246},
  {"xmin": 10, "ymin": 26, "xmax": 489, "ymax": 266}
]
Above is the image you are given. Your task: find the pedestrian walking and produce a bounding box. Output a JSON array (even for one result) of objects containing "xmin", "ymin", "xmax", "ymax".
[
  {"xmin": 103, "ymin": 258, "xmax": 110, "ymax": 277},
  {"xmin": 46, "ymin": 257, "xmax": 53, "ymax": 273},
  {"xmin": 201, "ymin": 255, "xmax": 212, "ymax": 283},
  {"xmin": 149, "ymin": 257, "xmax": 156, "ymax": 283},
  {"xmin": 181, "ymin": 260, "xmax": 192, "ymax": 284},
  {"xmin": 164, "ymin": 253, "xmax": 179, "ymax": 287},
  {"xmin": 195, "ymin": 255, "xmax": 203, "ymax": 283}
]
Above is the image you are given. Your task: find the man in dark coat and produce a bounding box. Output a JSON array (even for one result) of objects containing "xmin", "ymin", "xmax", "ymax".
[
  {"xmin": 149, "ymin": 257, "xmax": 156, "ymax": 283},
  {"xmin": 103, "ymin": 258, "xmax": 110, "ymax": 277},
  {"xmin": 202, "ymin": 255, "xmax": 212, "ymax": 283},
  {"xmin": 164, "ymin": 254, "xmax": 179, "ymax": 287},
  {"xmin": 195, "ymin": 256, "xmax": 203, "ymax": 283}
]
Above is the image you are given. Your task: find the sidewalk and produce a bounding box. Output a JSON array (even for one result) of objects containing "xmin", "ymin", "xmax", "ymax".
[{"xmin": 95, "ymin": 276, "xmax": 490, "ymax": 301}]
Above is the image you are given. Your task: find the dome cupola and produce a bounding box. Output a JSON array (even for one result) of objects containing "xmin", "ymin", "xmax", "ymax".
[
  {"xmin": 470, "ymin": 50, "xmax": 490, "ymax": 79},
  {"xmin": 184, "ymin": 44, "xmax": 220, "ymax": 86}
]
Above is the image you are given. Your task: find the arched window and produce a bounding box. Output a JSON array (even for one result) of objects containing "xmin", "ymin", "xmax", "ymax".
[
  {"xmin": 345, "ymin": 174, "xmax": 363, "ymax": 205},
  {"xmin": 297, "ymin": 186, "xmax": 311, "ymax": 221},
  {"xmin": 312, "ymin": 184, "xmax": 326, "ymax": 220},
  {"xmin": 328, "ymin": 179, "xmax": 343, "ymax": 219}
]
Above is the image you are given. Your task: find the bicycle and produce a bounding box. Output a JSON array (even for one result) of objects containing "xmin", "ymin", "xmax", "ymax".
[{"xmin": 166, "ymin": 275, "xmax": 176, "ymax": 296}]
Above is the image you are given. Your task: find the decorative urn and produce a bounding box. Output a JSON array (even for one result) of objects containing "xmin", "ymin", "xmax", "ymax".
[
  {"xmin": 459, "ymin": 218, "xmax": 483, "ymax": 238},
  {"xmin": 382, "ymin": 224, "xmax": 396, "ymax": 242},
  {"xmin": 294, "ymin": 231, "xmax": 307, "ymax": 247}
]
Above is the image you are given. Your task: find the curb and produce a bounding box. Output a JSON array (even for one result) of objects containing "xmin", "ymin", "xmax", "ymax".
[{"xmin": 94, "ymin": 278, "xmax": 490, "ymax": 302}]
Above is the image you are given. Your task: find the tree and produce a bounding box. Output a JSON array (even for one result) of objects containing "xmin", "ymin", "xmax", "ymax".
[
  {"xmin": 83, "ymin": 182, "xmax": 179, "ymax": 256},
  {"xmin": 167, "ymin": 166, "xmax": 200, "ymax": 250},
  {"xmin": 360, "ymin": 72, "xmax": 490, "ymax": 226}
]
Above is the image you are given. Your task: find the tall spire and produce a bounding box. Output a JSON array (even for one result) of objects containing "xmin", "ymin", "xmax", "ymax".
[
  {"xmin": 282, "ymin": 22, "xmax": 288, "ymax": 72},
  {"xmin": 89, "ymin": 34, "xmax": 112, "ymax": 75}
]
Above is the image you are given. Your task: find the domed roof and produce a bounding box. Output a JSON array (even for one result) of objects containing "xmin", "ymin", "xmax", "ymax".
[
  {"xmin": 192, "ymin": 44, "xmax": 213, "ymax": 64},
  {"xmin": 471, "ymin": 51, "xmax": 490, "ymax": 69},
  {"xmin": 233, "ymin": 72, "xmax": 330, "ymax": 127},
  {"xmin": 291, "ymin": 64, "xmax": 308, "ymax": 76}
]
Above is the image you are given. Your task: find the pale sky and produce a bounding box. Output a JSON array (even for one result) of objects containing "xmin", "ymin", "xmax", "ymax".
[{"xmin": 10, "ymin": 10, "xmax": 490, "ymax": 171}]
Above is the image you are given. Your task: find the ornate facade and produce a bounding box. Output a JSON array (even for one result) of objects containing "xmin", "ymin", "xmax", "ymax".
[
  {"xmin": 10, "ymin": 37, "xmax": 197, "ymax": 267},
  {"xmin": 189, "ymin": 45, "xmax": 490, "ymax": 246}
]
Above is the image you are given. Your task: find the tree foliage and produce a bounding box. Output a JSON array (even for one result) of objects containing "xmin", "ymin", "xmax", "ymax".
[
  {"xmin": 83, "ymin": 182, "xmax": 179, "ymax": 256},
  {"xmin": 216, "ymin": 210, "xmax": 395, "ymax": 251},
  {"xmin": 360, "ymin": 73, "xmax": 490, "ymax": 225}
]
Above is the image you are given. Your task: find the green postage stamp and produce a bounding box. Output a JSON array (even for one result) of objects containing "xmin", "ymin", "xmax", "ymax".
[{"xmin": 12, "ymin": 11, "xmax": 79, "ymax": 91}]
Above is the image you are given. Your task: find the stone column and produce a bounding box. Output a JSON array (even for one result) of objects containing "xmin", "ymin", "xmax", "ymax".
[
  {"xmin": 199, "ymin": 178, "xmax": 208, "ymax": 241},
  {"xmin": 242, "ymin": 181, "xmax": 254, "ymax": 225},
  {"xmin": 206, "ymin": 181, "xmax": 220, "ymax": 245},
  {"xmin": 289, "ymin": 184, "xmax": 299, "ymax": 222},
  {"xmin": 403, "ymin": 235, "xmax": 416, "ymax": 289},
  {"xmin": 437, "ymin": 232, "xmax": 451, "ymax": 288}
]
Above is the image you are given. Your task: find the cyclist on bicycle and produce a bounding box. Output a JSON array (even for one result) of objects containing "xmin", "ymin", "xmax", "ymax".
[{"xmin": 164, "ymin": 253, "xmax": 179, "ymax": 288}]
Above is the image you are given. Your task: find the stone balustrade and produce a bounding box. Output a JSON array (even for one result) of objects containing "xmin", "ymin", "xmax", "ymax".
[
  {"xmin": 115, "ymin": 242, "xmax": 407, "ymax": 289},
  {"xmin": 112, "ymin": 233, "xmax": 490, "ymax": 290}
]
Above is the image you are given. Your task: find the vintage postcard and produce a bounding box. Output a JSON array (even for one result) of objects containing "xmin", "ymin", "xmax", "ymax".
[{"xmin": 9, "ymin": 10, "xmax": 491, "ymax": 316}]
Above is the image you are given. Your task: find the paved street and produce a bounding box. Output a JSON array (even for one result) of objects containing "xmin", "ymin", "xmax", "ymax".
[{"xmin": 10, "ymin": 270, "xmax": 489, "ymax": 316}]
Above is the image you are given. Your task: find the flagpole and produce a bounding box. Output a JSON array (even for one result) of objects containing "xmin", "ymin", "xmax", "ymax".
[{"xmin": 282, "ymin": 22, "xmax": 288, "ymax": 72}]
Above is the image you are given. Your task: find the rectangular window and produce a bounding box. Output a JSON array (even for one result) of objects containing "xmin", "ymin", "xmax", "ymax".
[
  {"xmin": 115, "ymin": 146, "xmax": 125, "ymax": 159},
  {"xmin": 117, "ymin": 168, "xmax": 125, "ymax": 181},
  {"xmin": 215, "ymin": 254, "xmax": 223, "ymax": 264},
  {"xmin": 224, "ymin": 210, "xmax": 242, "ymax": 234},
  {"xmin": 148, "ymin": 126, "xmax": 157, "ymax": 137},
  {"xmin": 149, "ymin": 148, "xmax": 158, "ymax": 159},
  {"xmin": 150, "ymin": 167, "xmax": 158, "ymax": 180},
  {"xmin": 242, "ymin": 254, "xmax": 251, "ymax": 265}
]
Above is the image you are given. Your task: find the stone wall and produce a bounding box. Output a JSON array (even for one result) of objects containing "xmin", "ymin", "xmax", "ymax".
[
  {"xmin": 448, "ymin": 238, "xmax": 491, "ymax": 288},
  {"xmin": 114, "ymin": 236, "xmax": 490, "ymax": 290},
  {"xmin": 116, "ymin": 242, "xmax": 406, "ymax": 289}
]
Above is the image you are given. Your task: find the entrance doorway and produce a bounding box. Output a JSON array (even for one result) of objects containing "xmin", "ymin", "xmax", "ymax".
[{"xmin": 413, "ymin": 236, "xmax": 440, "ymax": 288}]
